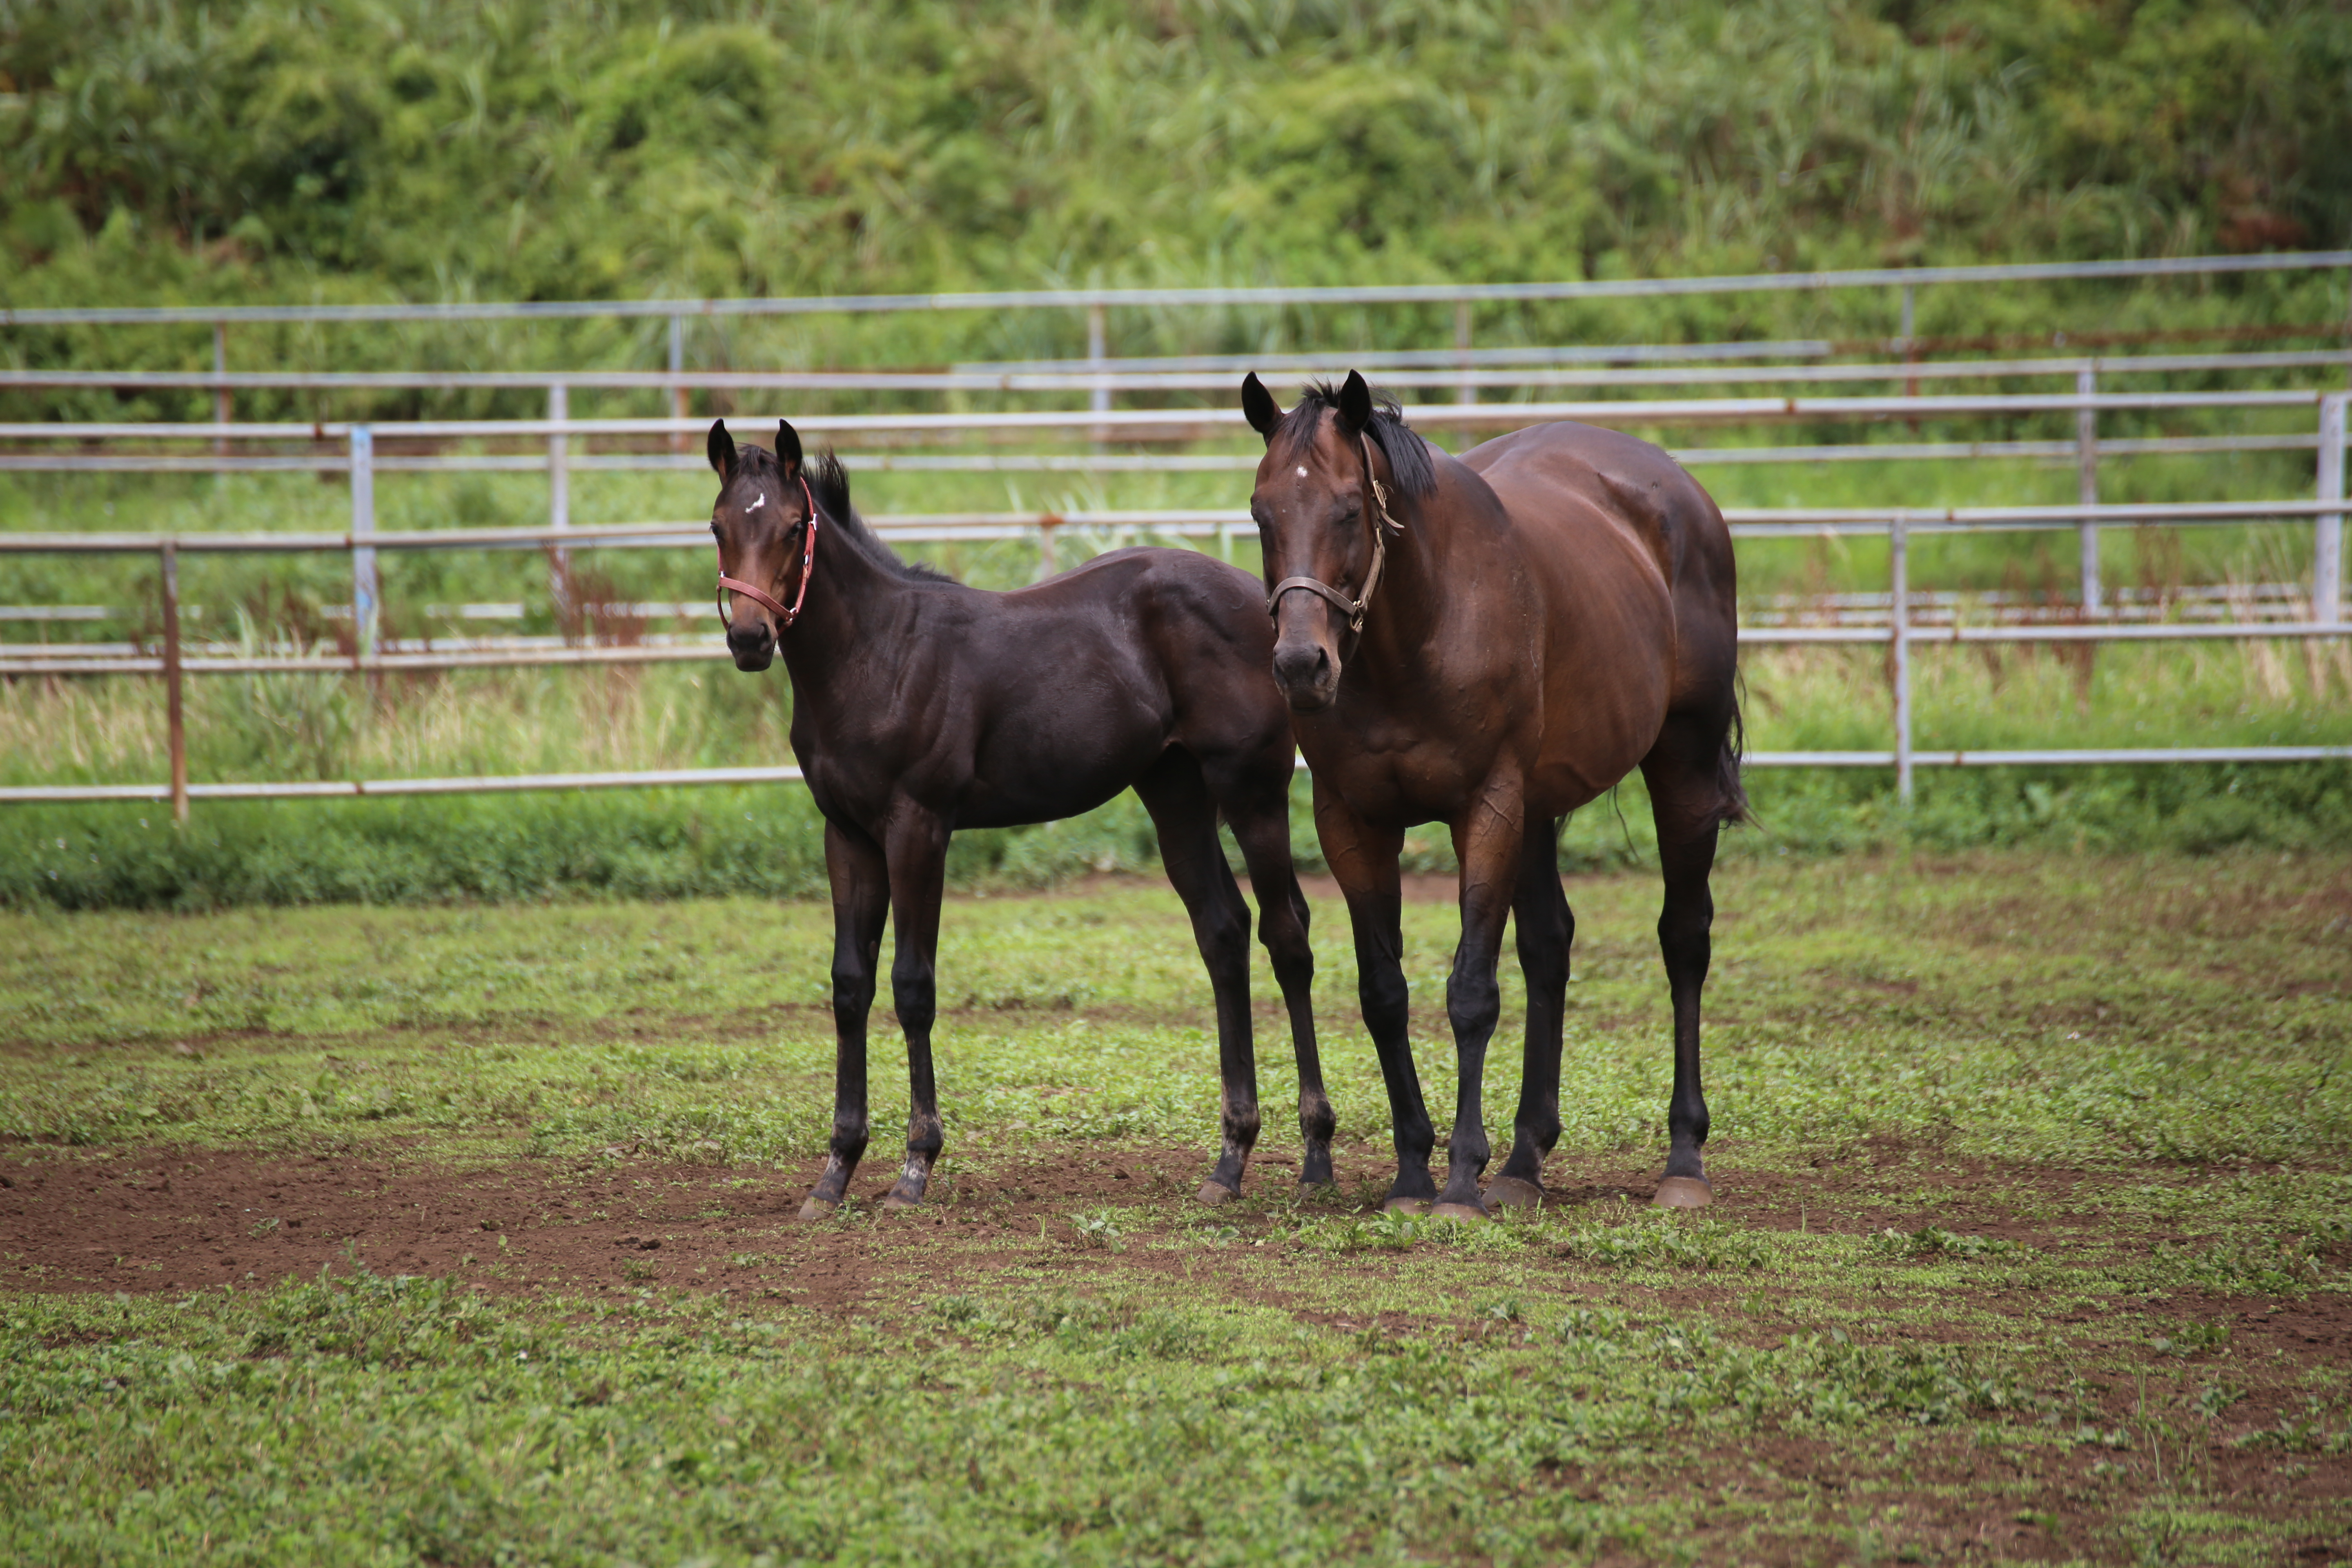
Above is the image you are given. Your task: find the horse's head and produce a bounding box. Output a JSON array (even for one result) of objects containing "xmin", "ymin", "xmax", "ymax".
[
  {"xmin": 1242, "ymin": 369, "xmax": 1395, "ymax": 713},
  {"xmin": 706, "ymin": 418, "xmax": 817, "ymax": 672}
]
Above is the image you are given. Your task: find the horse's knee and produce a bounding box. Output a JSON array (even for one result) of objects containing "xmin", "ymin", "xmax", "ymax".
[
  {"xmin": 1445, "ymin": 966, "xmax": 1501, "ymax": 1043},
  {"xmin": 830, "ymin": 960, "xmax": 875, "ymax": 1027},
  {"xmin": 1358, "ymin": 962, "xmax": 1408, "ymax": 1033},
  {"xmin": 889, "ymin": 961, "xmax": 937, "ymax": 1036}
]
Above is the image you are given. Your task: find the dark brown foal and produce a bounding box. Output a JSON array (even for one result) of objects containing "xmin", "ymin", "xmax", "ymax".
[{"xmin": 708, "ymin": 419, "xmax": 1330, "ymax": 1218}]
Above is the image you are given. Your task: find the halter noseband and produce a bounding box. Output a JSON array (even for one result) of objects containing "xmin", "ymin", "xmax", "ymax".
[
  {"xmin": 715, "ymin": 472, "xmax": 820, "ymax": 630},
  {"xmin": 1266, "ymin": 431, "xmax": 1401, "ymax": 635}
]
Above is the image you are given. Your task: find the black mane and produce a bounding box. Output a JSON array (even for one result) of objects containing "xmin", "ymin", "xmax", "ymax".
[
  {"xmin": 1272, "ymin": 380, "xmax": 1439, "ymax": 501},
  {"xmin": 737, "ymin": 443, "xmax": 953, "ymax": 584}
]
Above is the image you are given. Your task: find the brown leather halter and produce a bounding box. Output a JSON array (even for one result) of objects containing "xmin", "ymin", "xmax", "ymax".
[
  {"xmin": 715, "ymin": 472, "xmax": 820, "ymax": 630},
  {"xmin": 1266, "ymin": 432, "xmax": 1400, "ymax": 635}
]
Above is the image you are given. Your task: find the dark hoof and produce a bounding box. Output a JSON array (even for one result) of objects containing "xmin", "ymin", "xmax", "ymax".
[
  {"xmin": 1430, "ymin": 1199, "xmax": 1489, "ymax": 1223},
  {"xmin": 1296, "ymin": 1175, "xmax": 1335, "ymax": 1192},
  {"xmin": 1196, "ymin": 1179, "xmax": 1239, "ymax": 1207},
  {"xmin": 1483, "ymin": 1175, "xmax": 1546, "ymax": 1210},
  {"xmin": 1653, "ymin": 1176, "xmax": 1714, "ymax": 1209},
  {"xmin": 798, "ymin": 1196, "xmax": 840, "ymax": 1222},
  {"xmin": 1381, "ymin": 1196, "xmax": 1431, "ymax": 1216},
  {"xmin": 881, "ymin": 1189, "xmax": 922, "ymax": 1212}
]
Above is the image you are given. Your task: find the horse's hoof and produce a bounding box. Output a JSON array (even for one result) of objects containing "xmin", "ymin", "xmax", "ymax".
[
  {"xmin": 1483, "ymin": 1176, "xmax": 1546, "ymax": 1210},
  {"xmin": 1431, "ymin": 1199, "xmax": 1489, "ymax": 1223},
  {"xmin": 1296, "ymin": 1175, "xmax": 1335, "ymax": 1193},
  {"xmin": 1653, "ymin": 1176, "xmax": 1714, "ymax": 1209},
  {"xmin": 1381, "ymin": 1197, "xmax": 1431, "ymax": 1216},
  {"xmin": 881, "ymin": 1189, "xmax": 921, "ymax": 1212},
  {"xmin": 798, "ymin": 1196, "xmax": 839, "ymax": 1222},
  {"xmin": 1196, "ymin": 1179, "xmax": 1239, "ymax": 1207}
]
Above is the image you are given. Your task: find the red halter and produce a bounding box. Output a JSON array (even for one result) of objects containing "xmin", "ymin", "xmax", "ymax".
[{"xmin": 715, "ymin": 472, "xmax": 820, "ymax": 630}]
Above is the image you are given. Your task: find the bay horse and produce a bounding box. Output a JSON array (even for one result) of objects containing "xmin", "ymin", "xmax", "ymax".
[
  {"xmin": 1239, "ymin": 372, "xmax": 1746, "ymax": 1219},
  {"xmin": 706, "ymin": 419, "xmax": 1328, "ymax": 1218}
]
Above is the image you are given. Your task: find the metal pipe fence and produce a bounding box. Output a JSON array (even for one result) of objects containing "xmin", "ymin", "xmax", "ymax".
[
  {"xmin": 1, "ymin": 490, "xmax": 2345, "ymax": 814},
  {"xmin": 4, "ymin": 258, "xmax": 2348, "ymax": 815}
]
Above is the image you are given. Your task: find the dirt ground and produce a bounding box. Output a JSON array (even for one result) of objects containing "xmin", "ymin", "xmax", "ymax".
[{"xmin": 7, "ymin": 1136, "xmax": 2349, "ymax": 1561}]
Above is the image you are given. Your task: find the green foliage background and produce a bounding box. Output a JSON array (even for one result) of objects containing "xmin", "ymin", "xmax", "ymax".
[{"xmin": 3, "ymin": 0, "xmax": 2347, "ymax": 357}]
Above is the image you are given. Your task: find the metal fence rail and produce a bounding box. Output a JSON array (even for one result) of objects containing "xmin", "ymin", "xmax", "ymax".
[
  {"xmin": 1, "ymin": 495, "xmax": 2345, "ymax": 816},
  {"xmin": 6, "ymin": 248, "xmax": 2348, "ymax": 327},
  {"xmin": 5, "ymin": 345, "xmax": 2348, "ymax": 398}
]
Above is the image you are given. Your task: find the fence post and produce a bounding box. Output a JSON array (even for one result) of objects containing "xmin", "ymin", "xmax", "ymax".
[
  {"xmin": 1037, "ymin": 519, "xmax": 1059, "ymax": 581},
  {"xmin": 1087, "ymin": 303, "xmax": 1109, "ymax": 448},
  {"xmin": 2077, "ymin": 368, "xmax": 2101, "ymax": 614},
  {"xmin": 160, "ymin": 541, "xmax": 188, "ymax": 825},
  {"xmin": 1891, "ymin": 513, "xmax": 1913, "ymax": 805},
  {"xmin": 668, "ymin": 315, "xmax": 688, "ymax": 455},
  {"xmin": 1455, "ymin": 300, "xmax": 1474, "ymax": 406},
  {"xmin": 547, "ymin": 383, "xmax": 570, "ymax": 531},
  {"xmin": 212, "ymin": 321, "xmax": 231, "ymax": 463},
  {"xmin": 350, "ymin": 426, "xmax": 377, "ymax": 657},
  {"xmin": 1900, "ymin": 284, "xmax": 1918, "ymax": 402},
  {"xmin": 2320, "ymin": 393, "xmax": 2345, "ymax": 627}
]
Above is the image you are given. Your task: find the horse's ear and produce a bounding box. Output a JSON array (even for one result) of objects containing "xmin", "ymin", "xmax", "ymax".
[
  {"xmin": 706, "ymin": 419, "xmax": 736, "ymax": 478},
  {"xmin": 775, "ymin": 419, "xmax": 803, "ymax": 477},
  {"xmin": 1336, "ymin": 370, "xmax": 1374, "ymax": 437},
  {"xmin": 1240, "ymin": 372, "xmax": 1281, "ymax": 443}
]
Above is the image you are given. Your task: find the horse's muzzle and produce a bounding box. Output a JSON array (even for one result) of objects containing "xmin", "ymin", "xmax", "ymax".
[
  {"xmin": 726, "ymin": 622, "xmax": 776, "ymax": 672},
  {"xmin": 1271, "ymin": 637, "xmax": 1339, "ymax": 712}
]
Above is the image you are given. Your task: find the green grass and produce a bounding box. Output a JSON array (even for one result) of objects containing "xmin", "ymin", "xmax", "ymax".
[
  {"xmin": 5, "ymin": 853, "xmax": 2346, "ymax": 1166},
  {"xmin": 2, "ymin": 853, "xmax": 2349, "ymax": 1563}
]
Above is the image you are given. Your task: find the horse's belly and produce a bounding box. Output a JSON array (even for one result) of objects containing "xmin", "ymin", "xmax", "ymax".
[{"xmin": 958, "ymin": 730, "xmax": 1163, "ymax": 829}]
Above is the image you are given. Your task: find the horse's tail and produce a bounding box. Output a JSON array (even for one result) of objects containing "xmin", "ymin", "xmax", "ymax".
[{"xmin": 1716, "ymin": 671, "xmax": 1753, "ymax": 828}]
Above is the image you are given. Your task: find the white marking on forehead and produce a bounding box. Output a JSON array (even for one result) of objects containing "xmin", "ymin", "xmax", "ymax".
[
  {"xmin": 746, "ymin": 493, "xmax": 766, "ymax": 511},
  {"xmin": 1295, "ymin": 466, "xmax": 1309, "ymax": 478}
]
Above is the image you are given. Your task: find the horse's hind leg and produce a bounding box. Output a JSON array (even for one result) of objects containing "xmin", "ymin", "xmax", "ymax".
[
  {"xmin": 1640, "ymin": 716, "xmax": 1735, "ymax": 1209},
  {"xmin": 806, "ymin": 820, "xmax": 890, "ymax": 1221},
  {"xmin": 1487, "ymin": 816, "xmax": 1571, "ymax": 1209},
  {"xmin": 1222, "ymin": 778, "xmax": 1331, "ymax": 1187},
  {"xmin": 1137, "ymin": 751, "xmax": 1261, "ymax": 1203},
  {"xmin": 880, "ymin": 811, "xmax": 953, "ymax": 1210}
]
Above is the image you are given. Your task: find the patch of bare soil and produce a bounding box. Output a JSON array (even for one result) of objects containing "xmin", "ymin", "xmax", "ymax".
[{"xmin": 7, "ymin": 1139, "xmax": 2348, "ymax": 1559}]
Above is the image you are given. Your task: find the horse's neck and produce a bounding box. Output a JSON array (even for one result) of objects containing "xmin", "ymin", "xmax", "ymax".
[
  {"xmin": 1354, "ymin": 487, "xmax": 1459, "ymax": 672},
  {"xmin": 776, "ymin": 529, "xmax": 927, "ymax": 699}
]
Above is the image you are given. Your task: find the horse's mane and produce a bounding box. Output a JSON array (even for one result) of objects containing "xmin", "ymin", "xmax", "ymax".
[
  {"xmin": 737, "ymin": 443, "xmax": 953, "ymax": 584},
  {"xmin": 1271, "ymin": 380, "xmax": 1439, "ymax": 501}
]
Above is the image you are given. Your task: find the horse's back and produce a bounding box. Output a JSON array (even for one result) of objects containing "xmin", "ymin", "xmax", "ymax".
[
  {"xmin": 993, "ymin": 546, "xmax": 1287, "ymax": 767},
  {"xmin": 1459, "ymin": 421, "xmax": 1738, "ymax": 712}
]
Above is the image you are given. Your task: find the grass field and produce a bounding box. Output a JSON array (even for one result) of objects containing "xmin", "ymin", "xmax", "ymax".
[{"xmin": 2, "ymin": 852, "xmax": 2348, "ymax": 1564}]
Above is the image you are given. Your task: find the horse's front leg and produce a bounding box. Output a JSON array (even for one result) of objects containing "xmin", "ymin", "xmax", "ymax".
[
  {"xmin": 805, "ymin": 819, "xmax": 890, "ymax": 1221},
  {"xmin": 1314, "ymin": 781, "xmax": 1431, "ymax": 1212},
  {"xmin": 1433, "ymin": 778, "xmax": 1526, "ymax": 1221},
  {"xmin": 881, "ymin": 809, "xmax": 952, "ymax": 1209}
]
